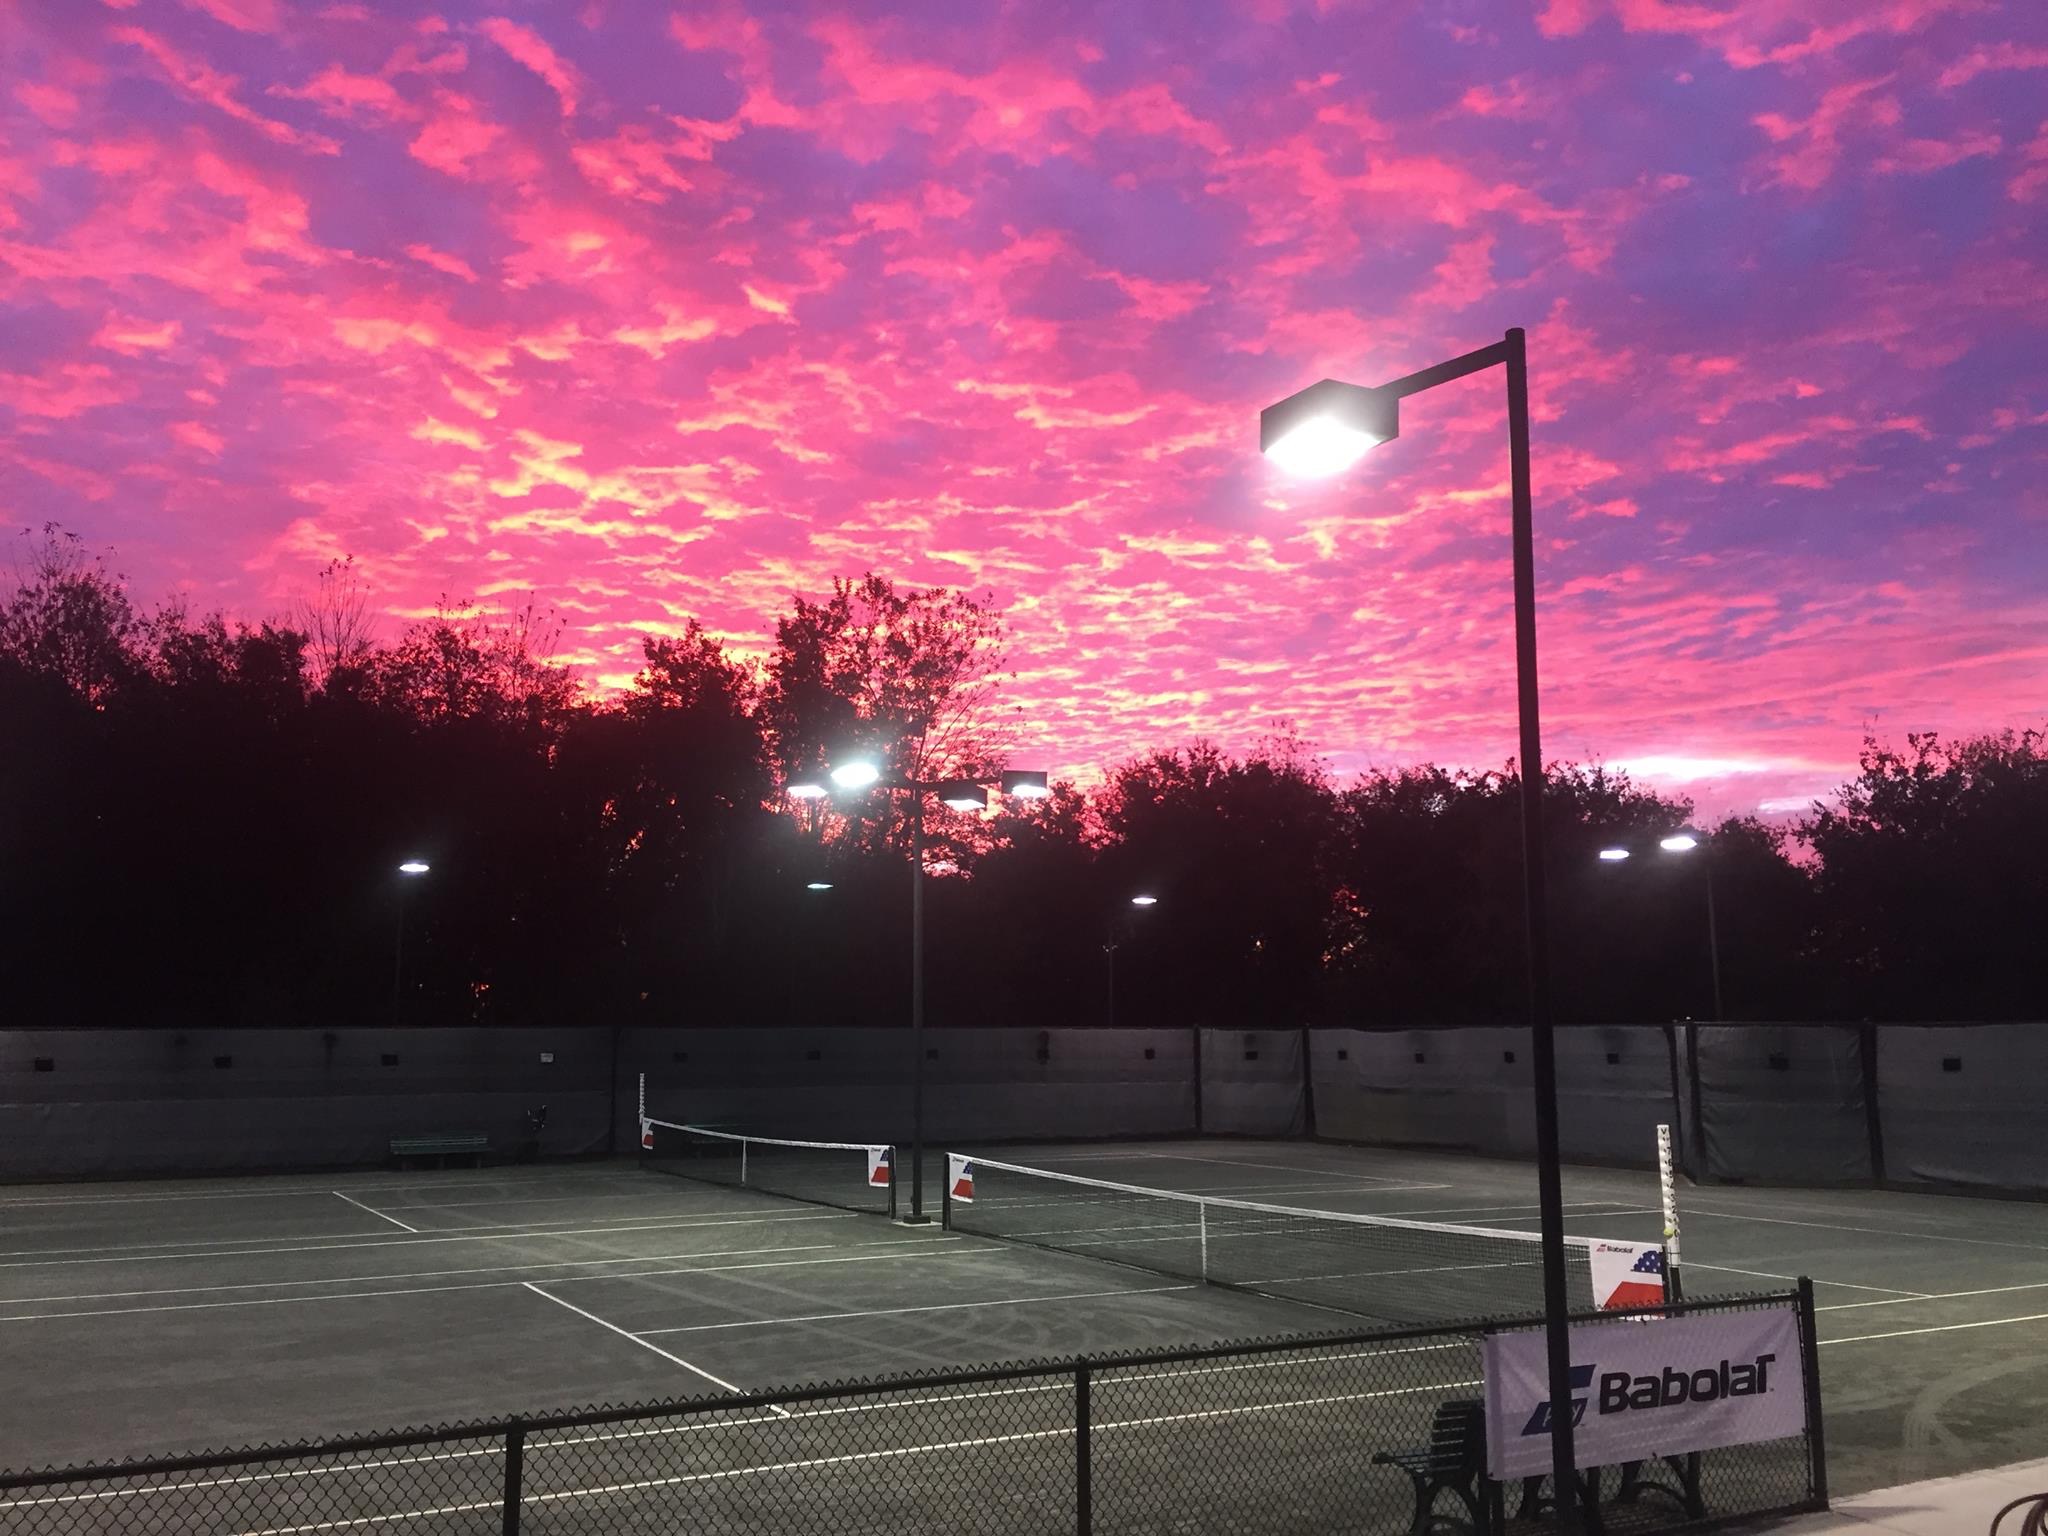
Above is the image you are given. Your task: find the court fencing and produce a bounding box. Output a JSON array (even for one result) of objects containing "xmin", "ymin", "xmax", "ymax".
[
  {"xmin": 0, "ymin": 1290, "xmax": 1824, "ymax": 1536},
  {"xmin": 10, "ymin": 1021, "xmax": 2048, "ymax": 1196}
]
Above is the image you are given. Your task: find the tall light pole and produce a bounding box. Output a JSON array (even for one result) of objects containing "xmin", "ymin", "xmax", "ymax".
[
  {"xmin": 788, "ymin": 762, "xmax": 1051, "ymax": 1221},
  {"xmin": 1598, "ymin": 830, "xmax": 1724, "ymax": 1019},
  {"xmin": 1103, "ymin": 894, "xmax": 1160, "ymax": 1029},
  {"xmin": 393, "ymin": 860, "xmax": 430, "ymax": 1026},
  {"xmin": 1262, "ymin": 328, "xmax": 1584, "ymax": 1529}
]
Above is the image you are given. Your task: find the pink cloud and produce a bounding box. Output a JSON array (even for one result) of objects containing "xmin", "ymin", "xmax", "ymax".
[
  {"xmin": 112, "ymin": 26, "xmax": 340, "ymax": 154},
  {"xmin": 179, "ymin": 0, "xmax": 285, "ymax": 34},
  {"xmin": 1939, "ymin": 42, "xmax": 2048, "ymax": 90},
  {"xmin": 2011, "ymin": 125, "xmax": 2048, "ymax": 202},
  {"xmin": 275, "ymin": 65, "xmax": 418, "ymax": 124},
  {"xmin": 92, "ymin": 316, "xmax": 184, "ymax": 353},
  {"xmin": 478, "ymin": 16, "xmax": 583, "ymax": 116},
  {"xmin": 1753, "ymin": 77, "xmax": 1902, "ymax": 191},
  {"xmin": 408, "ymin": 92, "xmax": 506, "ymax": 176},
  {"xmin": 0, "ymin": 363, "xmax": 132, "ymax": 418},
  {"xmin": 16, "ymin": 81, "xmax": 82, "ymax": 127},
  {"xmin": 403, "ymin": 243, "xmax": 479, "ymax": 281}
]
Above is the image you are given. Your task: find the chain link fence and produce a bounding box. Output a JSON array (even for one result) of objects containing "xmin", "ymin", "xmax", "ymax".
[{"xmin": 0, "ymin": 1291, "xmax": 1824, "ymax": 1535}]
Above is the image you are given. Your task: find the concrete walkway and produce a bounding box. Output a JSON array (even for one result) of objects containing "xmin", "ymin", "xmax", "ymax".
[{"xmin": 1778, "ymin": 1459, "xmax": 2048, "ymax": 1534}]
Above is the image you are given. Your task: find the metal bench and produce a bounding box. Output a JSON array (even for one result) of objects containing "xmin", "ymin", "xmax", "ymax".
[
  {"xmin": 1373, "ymin": 1398, "xmax": 1488, "ymax": 1535},
  {"xmin": 389, "ymin": 1134, "xmax": 489, "ymax": 1169}
]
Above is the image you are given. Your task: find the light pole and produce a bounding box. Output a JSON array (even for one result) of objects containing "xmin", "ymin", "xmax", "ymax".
[
  {"xmin": 787, "ymin": 762, "xmax": 1051, "ymax": 1221},
  {"xmin": 393, "ymin": 860, "xmax": 430, "ymax": 1026},
  {"xmin": 1598, "ymin": 830, "xmax": 1723, "ymax": 1019},
  {"xmin": 1261, "ymin": 328, "xmax": 1585, "ymax": 1528},
  {"xmin": 1103, "ymin": 894, "xmax": 1160, "ymax": 1028}
]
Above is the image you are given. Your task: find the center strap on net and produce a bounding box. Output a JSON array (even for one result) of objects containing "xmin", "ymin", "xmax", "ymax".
[
  {"xmin": 943, "ymin": 1153, "xmax": 1648, "ymax": 1328},
  {"xmin": 642, "ymin": 1119, "xmax": 897, "ymax": 1219}
]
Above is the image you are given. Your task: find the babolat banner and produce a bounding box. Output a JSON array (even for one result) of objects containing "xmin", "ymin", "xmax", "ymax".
[{"xmin": 1482, "ymin": 1305, "xmax": 1806, "ymax": 1478}]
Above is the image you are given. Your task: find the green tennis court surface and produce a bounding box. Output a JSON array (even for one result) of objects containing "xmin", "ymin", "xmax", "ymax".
[{"xmin": 2, "ymin": 1139, "xmax": 2041, "ymax": 1506}]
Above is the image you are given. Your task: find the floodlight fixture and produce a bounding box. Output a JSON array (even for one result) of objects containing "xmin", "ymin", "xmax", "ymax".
[
  {"xmin": 1259, "ymin": 379, "xmax": 1400, "ymax": 478},
  {"xmin": 1660, "ymin": 830, "xmax": 1701, "ymax": 853},
  {"xmin": 938, "ymin": 782, "xmax": 989, "ymax": 813},
  {"xmin": 1001, "ymin": 770, "xmax": 1052, "ymax": 800},
  {"xmin": 1597, "ymin": 847, "xmax": 1631, "ymax": 862},
  {"xmin": 830, "ymin": 759, "xmax": 882, "ymax": 790},
  {"xmin": 398, "ymin": 860, "xmax": 431, "ymax": 875},
  {"xmin": 1130, "ymin": 894, "xmax": 1159, "ymax": 907},
  {"xmin": 806, "ymin": 881, "xmax": 834, "ymax": 891},
  {"xmin": 787, "ymin": 781, "xmax": 828, "ymax": 799}
]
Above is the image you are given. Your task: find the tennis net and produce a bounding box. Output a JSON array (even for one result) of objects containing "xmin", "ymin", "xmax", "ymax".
[
  {"xmin": 942, "ymin": 1153, "xmax": 1661, "ymax": 1327},
  {"xmin": 641, "ymin": 1119, "xmax": 897, "ymax": 1218}
]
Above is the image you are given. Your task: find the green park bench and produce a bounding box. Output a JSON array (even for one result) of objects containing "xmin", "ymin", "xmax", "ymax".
[{"xmin": 389, "ymin": 1134, "xmax": 490, "ymax": 1169}]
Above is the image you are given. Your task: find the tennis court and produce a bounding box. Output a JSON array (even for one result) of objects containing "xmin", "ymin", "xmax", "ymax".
[{"xmin": 1, "ymin": 1138, "xmax": 2043, "ymax": 1513}]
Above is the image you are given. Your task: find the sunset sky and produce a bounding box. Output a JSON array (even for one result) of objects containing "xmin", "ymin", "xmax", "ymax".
[{"xmin": 3, "ymin": 0, "xmax": 2043, "ymax": 815}]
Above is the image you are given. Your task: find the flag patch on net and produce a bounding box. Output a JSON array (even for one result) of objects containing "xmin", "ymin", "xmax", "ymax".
[
  {"xmin": 868, "ymin": 1146, "xmax": 893, "ymax": 1187},
  {"xmin": 948, "ymin": 1154, "xmax": 975, "ymax": 1203},
  {"xmin": 1591, "ymin": 1241, "xmax": 1666, "ymax": 1310}
]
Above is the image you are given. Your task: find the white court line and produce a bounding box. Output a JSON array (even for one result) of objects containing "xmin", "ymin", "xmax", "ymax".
[
  {"xmin": 1820, "ymin": 1277, "xmax": 2048, "ymax": 1313},
  {"xmin": 0, "ymin": 1209, "xmax": 853, "ymax": 1268},
  {"xmin": 0, "ymin": 1170, "xmax": 643, "ymax": 1209},
  {"xmin": 1822, "ymin": 1309, "xmax": 2048, "ymax": 1345},
  {"xmin": 331, "ymin": 1193, "xmax": 417, "ymax": 1234},
  {"xmin": 1682, "ymin": 1261, "xmax": 1927, "ymax": 1298},
  {"xmin": 1039, "ymin": 1148, "xmax": 1433, "ymax": 1185},
  {"xmin": 1684, "ymin": 1202, "xmax": 2048, "ymax": 1255},
  {"xmin": 3, "ymin": 1235, "xmax": 945, "ymax": 1307},
  {"xmin": 640, "ymin": 1282, "xmax": 1198, "ymax": 1335},
  {"xmin": 0, "ymin": 1245, "xmax": 978, "ymax": 1324},
  {"xmin": 521, "ymin": 1282, "xmax": 783, "ymax": 1410}
]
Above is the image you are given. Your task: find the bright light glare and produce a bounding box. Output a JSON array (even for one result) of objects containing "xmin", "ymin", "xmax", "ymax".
[
  {"xmin": 1131, "ymin": 894, "xmax": 1159, "ymax": 907},
  {"xmin": 1659, "ymin": 833, "xmax": 1700, "ymax": 853},
  {"xmin": 829, "ymin": 760, "xmax": 881, "ymax": 790},
  {"xmin": 787, "ymin": 782, "xmax": 827, "ymax": 799},
  {"xmin": 1597, "ymin": 847, "xmax": 1631, "ymax": 862},
  {"xmin": 941, "ymin": 791, "xmax": 987, "ymax": 812},
  {"xmin": 1264, "ymin": 416, "xmax": 1381, "ymax": 478},
  {"xmin": 806, "ymin": 881, "xmax": 834, "ymax": 891},
  {"xmin": 398, "ymin": 860, "xmax": 430, "ymax": 875}
]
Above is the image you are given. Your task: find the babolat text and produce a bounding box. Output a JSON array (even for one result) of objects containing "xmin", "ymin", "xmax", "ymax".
[{"xmin": 1598, "ymin": 1353, "xmax": 1776, "ymax": 1413}]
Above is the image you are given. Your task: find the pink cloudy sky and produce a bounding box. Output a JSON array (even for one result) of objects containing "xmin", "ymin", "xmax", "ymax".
[{"xmin": 3, "ymin": 0, "xmax": 2044, "ymax": 816}]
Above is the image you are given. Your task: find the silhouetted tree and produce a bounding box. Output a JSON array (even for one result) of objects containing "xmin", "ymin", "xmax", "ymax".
[
  {"xmin": 1807, "ymin": 730, "xmax": 2047, "ymax": 1019},
  {"xmin": 4, "ymin": 528, "xmax": 2039, "ymax": 1031}
]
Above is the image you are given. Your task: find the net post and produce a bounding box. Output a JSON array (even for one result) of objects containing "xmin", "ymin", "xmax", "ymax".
[
  {"xmin": 1198, "ymin": 1202, "xmax": 1209, "ymax": 1281},
  {"xmin": 1657, "ymin": 1124, "xmax": 1684, "ymax": 1302},
  {"xmin": 1074, "ymin": 1360, "xmax": 1092, "ymax": 1536},
  {"xmin": 1796, "ymin": 1277, "xmax": 1829, "ymax": 1509},
  {"xmin": 741, "ymin": 1139, "xmax": 748, "ymax": 1188},
  {"xmin": 888, "ymin": 1147, "xmax": 899, "ymax": 1220},
  {"xmin": 636, "ymin": 1071, "xmax": 645, "ymax": 1125},
  {"xmin": 940, "ymin": 1155, "xmax": 951, "ymax": 1229},
  {"xmin": 501, "ymin": 1426, "xmax": 524, "ymax": 1536}
]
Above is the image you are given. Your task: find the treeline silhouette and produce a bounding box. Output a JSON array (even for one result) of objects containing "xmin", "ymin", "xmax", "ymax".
[{"xmin": 4, "ymin": 527, "xmax": 2042, "ymax": 1030}]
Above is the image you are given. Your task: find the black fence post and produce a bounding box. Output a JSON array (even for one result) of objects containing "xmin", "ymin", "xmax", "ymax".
[
  {"xmin": 502, "ymin": 1426, "xmax": 525, "ymax": 1536},
  {"xmin": 1858, "ymin": 1022, "xmax": 1886, "ymax": 1186},
  {"xmin": 1075, "ymin": 1361, "xmax": 1093, "ymax": 1536},
  {"xmin": 1298, "ymin": 1025, "xmax": 1318, "ymax": 1140},
  {"xmin": 1685, "ymin": 1021, "xmax": 1707, "ymax": 1179},
  {"xmin": 1796, "ymin": 1278, "xmax": 1829, "ymax": 1510}
]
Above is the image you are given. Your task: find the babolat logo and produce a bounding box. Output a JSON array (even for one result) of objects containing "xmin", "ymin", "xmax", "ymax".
[
  {"xmin": 1520, "ymin": 1365, "xmax": 1595, "ymax": 1435},
  {"xmin": 1598, "ymin": 1353, "xmax": 1776, "ymax": 1413}
]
